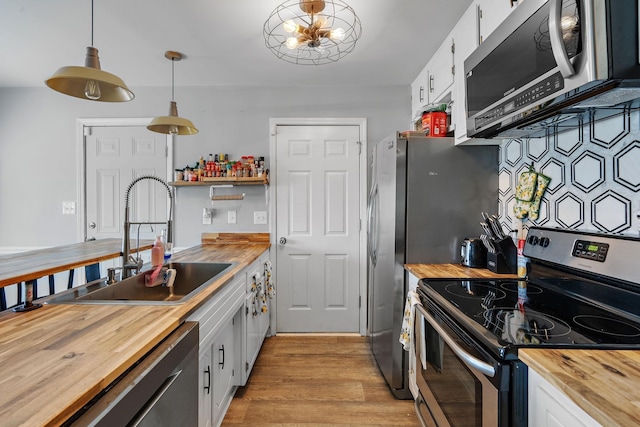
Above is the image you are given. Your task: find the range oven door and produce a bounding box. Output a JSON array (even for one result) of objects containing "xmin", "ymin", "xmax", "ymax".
[{"xmin": 413, "ymin": 300, "xmax": 500, "ymax": 427}]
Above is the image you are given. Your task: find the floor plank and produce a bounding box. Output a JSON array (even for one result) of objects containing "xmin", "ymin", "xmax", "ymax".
[{"xmin": 222, "ymin": 335, "xmax": 420, "ymax": 426}]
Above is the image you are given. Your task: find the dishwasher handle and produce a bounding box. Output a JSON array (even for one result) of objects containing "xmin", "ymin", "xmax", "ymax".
[
  {"xmin": 130, "ymin": 370, "xmax": 183, "ymax": 426},
  {"xmin": 415, "ymin": 303, "xmax": 496, "ymax": 377}
]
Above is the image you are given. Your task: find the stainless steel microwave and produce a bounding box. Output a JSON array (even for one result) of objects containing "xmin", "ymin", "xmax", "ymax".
[{"xmin": 465, "ymin": 0, "xmax": 640, "ymax": 139}]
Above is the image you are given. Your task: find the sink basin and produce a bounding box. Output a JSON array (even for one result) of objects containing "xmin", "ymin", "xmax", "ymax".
[{"xmin": 40, "ymin": 262, "xmax": 234, "ymax": 305}]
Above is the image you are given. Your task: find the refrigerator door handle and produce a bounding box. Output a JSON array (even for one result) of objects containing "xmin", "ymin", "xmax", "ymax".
[{"xmin": 367, "ymin": 182, "xmax": 379, "ymax": 265}]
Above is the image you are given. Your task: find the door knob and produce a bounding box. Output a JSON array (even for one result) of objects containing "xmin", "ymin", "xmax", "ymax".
[
  {"xmin": 88, "ymin": 221, "xmax": 97, "ymax": 229},
  {"xmin": 279, "ymin": 237, "xmax": 287, "ymax": 245}
]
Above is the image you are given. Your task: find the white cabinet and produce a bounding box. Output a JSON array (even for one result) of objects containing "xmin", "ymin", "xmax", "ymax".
[
  {"xmin": 476, "ymin": 0, "xmax": 515, "ymax": 45},
  {"xmin": 188, "ymin": 273, "xmax": 245, "ymax": 427},
  {"xmin": 241, "ymin": 250, "xmax": 271, "ymax": 385},
  {"xmin": 410, "ymin": 36, "xmax": 455, "ymax": 122},
  {"xmin": 528, "ymin": 368, "xmax": 602, "ymax": 427},
  {"xmin": 188, "ymin": 249, "xmax": 272, "ymax": 427}
]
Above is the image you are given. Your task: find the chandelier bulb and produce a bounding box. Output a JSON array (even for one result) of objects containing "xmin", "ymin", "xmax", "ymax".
[
  {"xmin": 286, "ymin": 37, "xmax": 300, "ymax": 49},
  {"xmin": 84, "ymin": 80, "xmax": 101, "ymax": 100},
  {"xmin": 169, "ymin": 125, "xmax": 180, "ymax": 135},
  {"xmin": 329, "ymin": 27, "xmax": 345, "ymax": 41},
  {"xmin": 283, "ymin": 20, "xmax": 298, "ymax": 33}
]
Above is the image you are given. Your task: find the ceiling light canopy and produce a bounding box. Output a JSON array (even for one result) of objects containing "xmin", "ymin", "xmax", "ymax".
[
  {"xmin": 147, "ymin": 51, "xmax": 198, "ymax": 136},
  {"xmin": 45, "ymin": 0, "xmax": 134, "ymax": 102},
  {"xmin": 263, "ymin": 0, "xmax": 362, "ymax": 65}
]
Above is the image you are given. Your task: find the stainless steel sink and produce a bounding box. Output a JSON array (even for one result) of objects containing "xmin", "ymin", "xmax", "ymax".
[{"xmin": 40, "ymin": 262, "xmax": 234, "ymax": 305}]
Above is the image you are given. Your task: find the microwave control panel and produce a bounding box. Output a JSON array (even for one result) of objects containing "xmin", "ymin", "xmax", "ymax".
[{"xmin": 474, "ymin": 72, "xmax": 564, "ymax": 129}]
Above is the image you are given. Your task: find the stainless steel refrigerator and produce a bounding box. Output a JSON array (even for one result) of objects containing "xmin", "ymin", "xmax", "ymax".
[{"xmin": 368, "ymin": 132, "xmax": 498, "ymax": 399}]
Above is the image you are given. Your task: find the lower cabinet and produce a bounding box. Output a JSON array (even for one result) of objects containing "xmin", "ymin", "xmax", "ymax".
[
  {"xmin": 188, "ymin": 248, "xmax": 272, "ymax": 427},
  {"xmin": 528, "ymin": 368, "xmax": 602, "ymax": 427}
]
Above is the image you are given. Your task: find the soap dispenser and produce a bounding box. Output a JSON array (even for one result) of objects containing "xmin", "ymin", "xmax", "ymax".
[{"xmin": 151, "ymin": 236, "xmax": 164, "ymax": 266}]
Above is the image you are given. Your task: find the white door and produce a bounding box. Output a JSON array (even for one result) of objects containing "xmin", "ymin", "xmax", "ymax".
[
  {"xmin": 85, "ymin": 125, "xmax": 168, "ymax": 249},
  {"xmin": 275, "ymin": 125, "xmax": 361, "ymax": 333}
]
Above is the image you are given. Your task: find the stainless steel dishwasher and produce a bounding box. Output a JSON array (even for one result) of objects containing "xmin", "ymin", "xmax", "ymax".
[{"xmin": 66, "ymin": 321, "xmax": 199, "ymax": 427}]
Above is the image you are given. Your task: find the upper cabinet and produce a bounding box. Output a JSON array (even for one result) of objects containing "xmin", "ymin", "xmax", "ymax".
[
  {"xmin": 410, "ymin": 36, "xmax": 455, "ymax": 122},
  {"xmin": 476, "ymin": 0, "xmax": 517, "ymax": 45},
  {"xmin": 412, "ymin": 0, "xmax": 519, "ymax": 145}
]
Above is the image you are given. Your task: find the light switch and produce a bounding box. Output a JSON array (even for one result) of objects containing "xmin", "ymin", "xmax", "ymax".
[
  {"xmin": 254, "ymin": 211, "xmax": 267, "ymax": 225},
  {"xmin": 203, "ymin": 208, "xmax": 212, "ymax": 225},
  {"xmin": 228, "ymin": 210, "xmax": 237, "ymax": 224}
]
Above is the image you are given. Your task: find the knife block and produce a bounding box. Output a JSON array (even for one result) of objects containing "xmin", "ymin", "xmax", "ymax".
[{"xmin": 487, "ymin": 237, "xmax": 517, "ymax": 274}]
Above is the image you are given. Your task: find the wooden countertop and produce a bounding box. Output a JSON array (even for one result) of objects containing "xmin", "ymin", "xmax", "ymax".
[
  {"xmin": 0, "ymin": 238, "xmax": 152, "ymax": 288},
  {"xmin": 405, "ymin": 263, "xmax": 519, "ymax": 279},
  {"xmin": 520, "ymin": 349, "xmax": 640, "ymax": 427},
  {"xmin": 0, "ymin": 239, "xmax": 269, "ymax": 427}
]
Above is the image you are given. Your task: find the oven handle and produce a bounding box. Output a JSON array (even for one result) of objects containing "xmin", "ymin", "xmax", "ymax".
[
  {"xmin": 414, "ymin": 393, "xmax": 436, "ymax": 427},
  {"xmin": 415, "ymin": 303, "xmax": 496, "ymax": 378}
]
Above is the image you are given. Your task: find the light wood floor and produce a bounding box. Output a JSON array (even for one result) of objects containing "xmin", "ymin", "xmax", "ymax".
[{"xmin": 222, "ymin": 335, "xmax": 420, "ymax": 426}]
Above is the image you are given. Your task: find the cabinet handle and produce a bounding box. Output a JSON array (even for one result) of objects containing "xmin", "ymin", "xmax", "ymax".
[
  {"xmin": 429, "ymin": 75, "xmax": 434, "ymax": 93},
  {"xmin": 219, "ymin": 344, "xmax": 225, "ymax": 369},
  {"xmin": 204, "ymin": 366, "xmax": 211, "ymax": 394},
  {"xmin": 419, "ymin": 86, "xmax": 424, "ymax": 103}
]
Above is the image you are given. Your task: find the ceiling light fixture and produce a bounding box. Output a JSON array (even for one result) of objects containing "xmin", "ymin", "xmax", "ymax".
[
  {"xmin": 45, "ymin": 0, "xmax": 134, "ymax": 102},
  {"xmin": 147, "ymin": 51, "xmax": 198, "ymax": 136},
  {"xmin": 263, "ymin": 0, "xmax": 362, "ymax": 65}
]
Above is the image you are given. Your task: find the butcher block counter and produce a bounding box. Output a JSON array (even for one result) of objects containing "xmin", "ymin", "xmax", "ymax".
[
  {"xmin": 405, "ymin": 263, "xmax": 519, "ymax": 279},
  {"xmin": 520, "ymin": 349, "xmax": 640, "ymax": 427},
  {"xmin": 0, "ymin": 233, "xmax": 270, "ymax": 427}
]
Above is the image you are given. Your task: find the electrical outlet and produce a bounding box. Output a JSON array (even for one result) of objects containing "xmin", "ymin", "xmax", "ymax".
[
  {"xmin": 62, "ymin": 201, "xmax": 76, "ymax": 215},
  {"xmin": 203, "ymin": 208, "xmax": 212, "ymax": 225},
  {"xmin": 254, "ymin": 211, "xmax": 267, "ymax": 225},
  {"xmin": 228, "ymin": 210, "xmax": 237, "ymax": 224}
]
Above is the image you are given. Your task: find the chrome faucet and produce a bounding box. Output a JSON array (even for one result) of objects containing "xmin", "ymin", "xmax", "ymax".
[{"xmin": 122, "ymin": 175, "xmax": 174, "ymax": 279}]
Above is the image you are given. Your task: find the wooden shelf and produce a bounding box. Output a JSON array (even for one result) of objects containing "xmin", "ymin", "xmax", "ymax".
[{"xmin": 169, "ymin": 176, "xmax": 269, "ymax": 187}]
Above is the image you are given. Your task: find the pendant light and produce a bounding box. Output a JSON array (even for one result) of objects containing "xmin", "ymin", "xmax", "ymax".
[
  {"xmin": 147, "ymin": 51, "xmax": 198, "ymax": 136},
  {"xmin": 45, "ymin": 0, "xmax": 134, "ymax": 102}
]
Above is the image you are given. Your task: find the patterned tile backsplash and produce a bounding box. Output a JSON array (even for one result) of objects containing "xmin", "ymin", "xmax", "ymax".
[{"xmin": 498, "ymin": 108, "xmax": 640, "ymax": 237}]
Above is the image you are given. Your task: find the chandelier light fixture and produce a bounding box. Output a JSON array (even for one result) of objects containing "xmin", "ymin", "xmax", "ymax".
[
  {"xmin": 263, "ymin": 0, "xmax": 362, "ymax": 65},
  {"xmin": 147, "ymin": 51, "xmax": 198, "ymax": 136},
  {"xmin": 45, "ymin": 0, "xmax": 134, "ymax": 102}
]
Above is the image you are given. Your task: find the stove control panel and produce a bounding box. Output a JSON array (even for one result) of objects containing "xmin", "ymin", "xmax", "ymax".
[
  {"xmin": 572, "ymin": 240, "xmax": 609, "ymax": 262},
  {"xmin": 524, "ymin": 227, "xmax": 640, "ymax": 285}
]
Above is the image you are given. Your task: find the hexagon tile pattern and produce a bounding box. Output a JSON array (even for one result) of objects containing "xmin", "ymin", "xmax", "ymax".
[
  {"xmin": 499, "ymin": 110, "xmax": 640, "ymax": 235},
  {"xmin": 614, "ymin": 140, "xmax": 640, "ymax": 191}
]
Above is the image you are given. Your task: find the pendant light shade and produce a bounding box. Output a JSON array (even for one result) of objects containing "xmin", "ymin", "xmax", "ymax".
[
  {"xmin": 45, "ymin": 1, "xmax": 134, "ymax": 102},
  {"xmin": 147, "ymin": 51, "xmax": 198, "ymax": 136},
  {"xmin": 147, "ymin": 101, "xmax": 199, "ymax": 135}
]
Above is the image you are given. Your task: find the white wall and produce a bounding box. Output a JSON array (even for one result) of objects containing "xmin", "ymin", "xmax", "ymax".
[{"xmin": 0, "ymin": 84, "xmax": 409, "ymax": 248}]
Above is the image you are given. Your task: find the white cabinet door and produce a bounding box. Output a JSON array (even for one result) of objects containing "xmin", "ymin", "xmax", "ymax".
[
  {"xmin": 411, "ymin": 66, "xmax": 430, "ymax": 121},
  {"xmin": 427, "ymin": 37, "xmax": 455, "ymax": 106},
  {"xmin": 212, "ymin": 317, "xmax": 236, "ymax": 425},
  {"xmin": 198, "ymin": 347, "xmax": 213, "ymax": 427},
  {"xmin": 528, "ymin": 368, "xmax": 602, "ymax": 427},
  {"xmin": 476, "ymin": 0, "xmax": 515, "ymax": 45}
]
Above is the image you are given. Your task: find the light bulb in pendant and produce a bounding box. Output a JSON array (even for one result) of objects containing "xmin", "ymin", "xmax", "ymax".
[
  {"xmin": 169, "ymin": 125, "xmax": 179, "ymax": 135},
  {"xmin": 329, "ymin": 28, "xmax": 345, "ymax": 41},
  {"xmin": 283, "ymin": 19, "xmax": 299, "ymax": 33},
  {"xmin": 286, "ymin": 37, "xmax": 301, "ymax": 49},
  {"xmin": 84, "ymin": 80, "xmax": 101, "ymax": 100}
]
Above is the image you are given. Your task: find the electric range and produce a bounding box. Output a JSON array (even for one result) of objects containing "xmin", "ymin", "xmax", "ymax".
[{"xmin": 414, "ymin": 227, "xmax": 640, "ymax": 427}]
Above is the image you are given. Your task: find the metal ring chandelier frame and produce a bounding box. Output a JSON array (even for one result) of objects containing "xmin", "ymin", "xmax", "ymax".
[{"xmin": 263, "ymin": 0, "xmax": 362, "ymax": 65}]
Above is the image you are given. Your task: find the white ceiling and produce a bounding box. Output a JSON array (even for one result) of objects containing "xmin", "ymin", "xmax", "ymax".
[{"xmin": 0, "ymin": 0, "xmax": 473, "ymax": 88}]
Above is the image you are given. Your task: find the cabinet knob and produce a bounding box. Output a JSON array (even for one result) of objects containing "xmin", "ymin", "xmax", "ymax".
[{"xmin": 279, "ymin": 237, "xmax": 287, "ymax": 245}]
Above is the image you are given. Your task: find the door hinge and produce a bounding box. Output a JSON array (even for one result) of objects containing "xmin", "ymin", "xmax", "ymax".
[
  {"xmin": 359, "ymin": 295, "xmax": 361, "ymax": 308},
  {"xmin": 84, "ymin": 126, "xmax": 92, "ymax": 137},
  {"xmin": 451, "ymin": 39, "xmax": 455, "ymax": 54},
  {"xmin": 357, "ymin": 140, "xmax": 362, "ymax": 155},
  {"xmin": 359, "ymin": 219, "xmax": 362, "ymax": 231},
  {"xmin": 232, "ymin": 369, "xmax": 235, "ymax": 377},
  {"xmin": 246, "ymin": 362, "xmax": 249, "ymax": 371},
  {"xmin": 246, "ymin": 306, "xmax": 249, "ymax": 315},
  {"xmin": 165, "ymin": 146, "xmax": 168, "ymax": 157}
]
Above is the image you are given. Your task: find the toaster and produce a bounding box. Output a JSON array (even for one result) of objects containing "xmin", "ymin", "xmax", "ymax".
[{"xmin": 460, "ymin": 237, "xmax": 487, "ymax": 268}]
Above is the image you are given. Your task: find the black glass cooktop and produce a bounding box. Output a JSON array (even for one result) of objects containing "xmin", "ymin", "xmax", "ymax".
[{"xmin": 418, "ymin": 278, "xmax": 640, "ymax": 357}]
